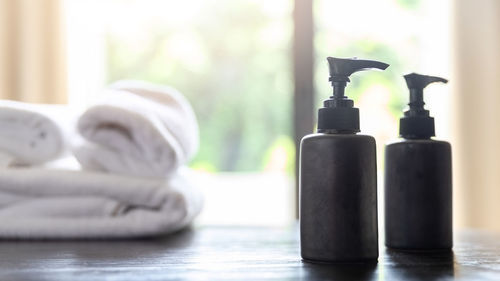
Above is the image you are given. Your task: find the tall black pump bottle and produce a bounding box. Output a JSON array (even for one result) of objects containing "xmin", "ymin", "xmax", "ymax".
[
  {"xmin": 300, "ymin": 57, "xmax": 389, "ymax": 263},
  {"xmin": 385, "ymin": 73, "xmax": 452, "ymax": 250}
]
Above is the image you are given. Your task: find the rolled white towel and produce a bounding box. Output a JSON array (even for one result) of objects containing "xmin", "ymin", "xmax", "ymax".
[
  {"xmin": 0, "ymin": 167, "xmax": 203, "ymax": 239},
  {"xmin": 74, "ymin": 81, "xmax": 199, "ymax": 178},
  {"xmin": 0, "ymin": 100, "xmax": 72, "ymax": 166}
]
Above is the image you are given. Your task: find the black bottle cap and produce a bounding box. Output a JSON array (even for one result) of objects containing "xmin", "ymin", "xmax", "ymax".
[
  {"xmin": 317, "ymin": 57, "xmax": 389, "ymax": 133},
  {"xmin": 399, "ymin": 73, "xmax": 448, "ymax": 139}
]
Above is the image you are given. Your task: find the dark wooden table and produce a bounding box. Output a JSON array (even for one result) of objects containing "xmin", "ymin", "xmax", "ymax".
[{"xmin": 0, "ymin": 226, "xmax": 499, "ymax": 280}]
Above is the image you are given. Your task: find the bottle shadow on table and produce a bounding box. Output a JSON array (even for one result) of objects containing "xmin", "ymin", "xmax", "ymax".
[
  {"xmin": 383, "ymin": 248, "xmax": 455, "ymax": 281},
  {"xmin": 299, "ymin": 249, "xmax": 455, "ymax": 281},
  {"xmin": 300, "ymin": 262, "xmax": 377, "ymax": 281}
]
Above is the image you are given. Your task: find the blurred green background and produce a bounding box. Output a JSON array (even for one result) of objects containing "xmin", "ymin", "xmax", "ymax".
[{"xmin": 105, "ymin": 0, "xmax": 425, "ymax": 173}]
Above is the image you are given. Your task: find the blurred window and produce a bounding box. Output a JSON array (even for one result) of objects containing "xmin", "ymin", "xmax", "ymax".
[{"xmin": 65, "ymin": 0, "xmax": 450, "ymax": 225}]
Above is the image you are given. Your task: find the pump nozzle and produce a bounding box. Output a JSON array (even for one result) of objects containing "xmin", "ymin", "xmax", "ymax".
[
  {"xmin": 318, "ymin": 57, "xmax": 389, "ymax": 133},
  {"xmin": 399, "ymin": 73, "xmax": 448, "ymax": 139},
  {"xmin": 327, "ymin": 57, "xmax": 389, "ymax": 100},
  {"xmin": 404, "ymin": 73, "xmax": 448, "ymax": 89},
  {"xmin": 328, "ymin": 57, "xmax": 389, "ymax": 82},
  {"xmin": 404, "ymin": 73, "xmax": 448, "ymax": 114}
]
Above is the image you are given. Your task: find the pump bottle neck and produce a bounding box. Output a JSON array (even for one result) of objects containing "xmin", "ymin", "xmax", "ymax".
[
  {"xmin": 399, "ymin": 73, "xmax": 448, "ymax": 139},
  {"xmin": 317, "ymin": 57, "xmax": 389, "ymax": 134}
]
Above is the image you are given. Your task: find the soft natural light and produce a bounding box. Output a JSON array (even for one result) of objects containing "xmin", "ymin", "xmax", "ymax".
[{"xmin": 64, "ymin": 0, "xmax": 450, "ymax": 226}]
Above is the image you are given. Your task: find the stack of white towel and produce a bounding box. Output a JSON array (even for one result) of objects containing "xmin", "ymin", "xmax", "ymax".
[{"xmin": 0, "ymin": 81, "xmax": 203, "ymax": 239}]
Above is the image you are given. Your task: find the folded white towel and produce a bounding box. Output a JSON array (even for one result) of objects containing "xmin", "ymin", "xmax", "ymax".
[
  {"xmin": 0, "ymin": 167, "xmax": 203, "ymax": 239},
  {"xmin": 0, "ymin": 100, "xmax": 72, "ymax": 166},
  {"xmin": 74, "ymin": 81, "xmax": 199, "ymax": 178}
]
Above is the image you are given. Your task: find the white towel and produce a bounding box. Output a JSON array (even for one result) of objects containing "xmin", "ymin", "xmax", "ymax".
[
  {"xmin": 0, "ymin": 167, "xmax": 203, "ymax": 239},
  {"xmin": 0, "ymin": 100, "xmax": 72, "ymax": 167},
  {"xmin": 74, "ymin": 80, "xmax": 199, "ymax": 178}
]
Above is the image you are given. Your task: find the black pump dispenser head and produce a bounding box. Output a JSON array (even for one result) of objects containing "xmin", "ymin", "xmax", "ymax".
[
  {"xmin": 399, "ymin": 73, "xmax": 448, "ymax": 139},
  {"xmin": 317, "ymin": 57, "xmax": 389, "ymax": 133}
]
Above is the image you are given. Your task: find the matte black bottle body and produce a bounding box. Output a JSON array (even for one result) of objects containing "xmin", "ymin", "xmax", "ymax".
[
  {"xmin": 385, "ymin": 139, "xmax": 452, "ymax": 250},
  {"xmin": 300, "ymin": 133, "xmax": 378, "ymax": 263}
]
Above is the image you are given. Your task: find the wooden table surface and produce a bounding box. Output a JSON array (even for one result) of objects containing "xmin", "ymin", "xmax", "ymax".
[{"xmin": 0, "ymin": 226, "xmax": 499, "ymax": 280}]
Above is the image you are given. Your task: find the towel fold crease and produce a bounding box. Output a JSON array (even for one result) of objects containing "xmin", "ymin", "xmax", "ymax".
[
  {"xmin": 75, "ymin": 80, "xmax": 199, "ymax": 178},
  {"xmin": 0, "ymin": 168, "xmax": 203, "ymax": 239},
  {"xmin": 0, "ymin": 100, "xmax": 73, "ymax": 166}
]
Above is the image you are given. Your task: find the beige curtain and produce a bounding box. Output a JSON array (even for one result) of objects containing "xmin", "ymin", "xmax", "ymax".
[
  {"xmin": 453, "ymin": 0, "xmax": 500, "ymax": 230},
  {"xmin": 0, "ymin": 0, "xmax": 67, "ymax": 103}
]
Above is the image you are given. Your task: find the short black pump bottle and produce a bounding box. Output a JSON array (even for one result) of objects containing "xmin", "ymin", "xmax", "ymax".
[
  {"xmin": 385, "ymin": 73, "xmax": 452, "ymax": 251},
  {"xmin": 300, "ymin": 57, "xmax": 389, "ymax": 263}
]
